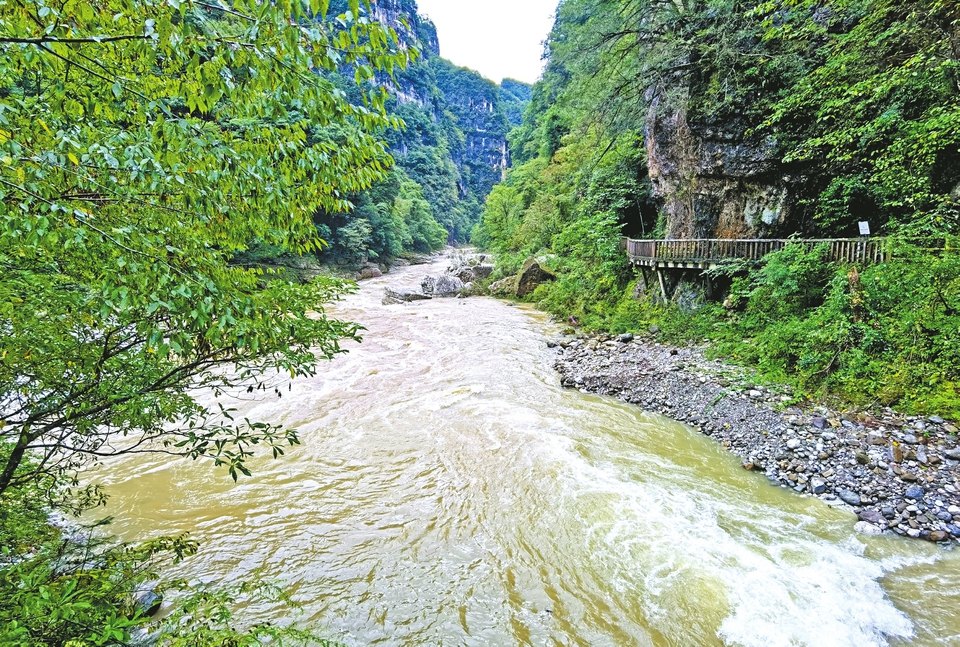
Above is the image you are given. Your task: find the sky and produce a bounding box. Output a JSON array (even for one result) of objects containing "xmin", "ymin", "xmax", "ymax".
[{"xmin": 413, "ymin": 0, "xmax": 558, "ymax": 85}]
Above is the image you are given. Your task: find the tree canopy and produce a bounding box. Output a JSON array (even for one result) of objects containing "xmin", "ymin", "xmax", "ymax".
[{"xmin": 0, "ymin": 0, "xmax": 412, "ymax": 495}]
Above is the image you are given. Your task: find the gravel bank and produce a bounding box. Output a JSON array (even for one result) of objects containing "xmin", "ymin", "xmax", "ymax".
[{"xmin": 551, "ymin": 333, "xmax": 960, "ymax": 543}]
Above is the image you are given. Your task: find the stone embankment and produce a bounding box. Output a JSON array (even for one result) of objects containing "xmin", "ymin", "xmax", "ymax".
[{"xmin": 552, "ymin": 334, "xmax": 960, "ymax": 543}]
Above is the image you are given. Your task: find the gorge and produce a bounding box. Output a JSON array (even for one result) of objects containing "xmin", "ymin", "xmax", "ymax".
[{"xmin": 3, "ymin": 0, "xmax": 959, "ymax": 645}]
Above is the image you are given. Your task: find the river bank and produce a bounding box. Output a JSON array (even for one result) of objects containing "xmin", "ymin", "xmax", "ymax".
[{"xmin": 551, "ymin": 333, "xmax": 960, "ymax": 543}]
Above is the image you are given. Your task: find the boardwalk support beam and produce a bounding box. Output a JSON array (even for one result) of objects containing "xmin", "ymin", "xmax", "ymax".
[{"xmin": 656, "ymin": 268, "xmax": 668, "ymax": 301}]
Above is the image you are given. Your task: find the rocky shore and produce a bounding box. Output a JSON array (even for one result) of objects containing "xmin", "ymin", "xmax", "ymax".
[{"xmin": 552, "ymin": 333, "xmax": 960, "ymax": 543}]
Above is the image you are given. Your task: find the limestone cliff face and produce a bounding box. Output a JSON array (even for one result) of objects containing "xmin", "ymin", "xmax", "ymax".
[
  {"xmin": 646, "ymin": 94, "xmax": 794, "ymax": 240},
  {"xmin": 368, "ymin": 0, "xmax": 524, "ymax": 200},
  {"xmin": 371, "ymin": 0, "xmax": 439, "ymax": 56},
  {"xmin": 433, "ymin": 60, "xmax": 511, "ymax": 194},
  {"xmin": 369, "ymin": 0, "xmax": 438, "ymax": 107}
]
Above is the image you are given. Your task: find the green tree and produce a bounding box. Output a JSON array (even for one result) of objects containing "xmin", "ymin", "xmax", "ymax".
[
  {"xmin": 0, "ymin": 0, "xmax": 411, "ymax": 494},
  {"xmin": 758, "ymin": 0, "xmax": 960, "ymax": 235},
  {"xmin": 396, "ymin": 177, "xmax": 447, "ymax": 251}
]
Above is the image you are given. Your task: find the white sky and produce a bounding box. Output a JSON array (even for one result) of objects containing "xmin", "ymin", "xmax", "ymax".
[{"xmin": 413, "ymin": 0, "xmax": 558, "ymax": 84}]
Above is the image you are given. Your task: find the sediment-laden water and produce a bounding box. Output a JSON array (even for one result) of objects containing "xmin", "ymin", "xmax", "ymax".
[{"xmin": 95, "ymin": 257, "xmax": 960, "ymax": 646}]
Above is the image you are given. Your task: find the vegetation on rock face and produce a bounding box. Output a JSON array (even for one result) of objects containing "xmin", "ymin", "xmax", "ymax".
[
  {"xmin": 476, "ymin": 0, "xmax": 960, "ymax": 414},
  {"xmin": 303, "ymin": 0, "xmax": 530, "ymax": 266},
  {"xmin": 0, "ymin": 0, "xmax": 405, "ymax": 642}
]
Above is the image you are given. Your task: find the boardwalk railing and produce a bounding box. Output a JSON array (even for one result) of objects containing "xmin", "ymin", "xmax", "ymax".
[{"xmin": 621, "ymin": 237, "xmax": 891, "ymax": 265}]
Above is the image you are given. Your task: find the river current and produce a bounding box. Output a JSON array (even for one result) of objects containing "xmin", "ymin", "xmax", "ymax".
[{"xmin": 96, "ymin": 256, "xmax": 960, "ymax": 646}]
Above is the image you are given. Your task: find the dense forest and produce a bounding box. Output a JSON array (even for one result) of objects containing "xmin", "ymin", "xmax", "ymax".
[
  {"xmin": 240, "ymin": 0, "xmax": 528, "ymax": 271},
  {"xmin": 475, "ymin": 0, "xmax": 960, "ymax": 416}
]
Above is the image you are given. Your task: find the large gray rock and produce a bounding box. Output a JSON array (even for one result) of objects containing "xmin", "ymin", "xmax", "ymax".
[
  {"xmin": 858, "ymin": 509, "xmax": 885, "ymax": 526},
  {"xmin": 421, "ymin": 275, "xmax": 437, "ymax": 295},
  {"xmin": 854, "ymin": 521, "xmax": 883, "ymax": 536},
  {"xmin": 422, "ymin": 274, "xmax": 463, "ymax": 297},
  {"xmin": 383, "ymin": 287, "xmax": 432, "ymax": 305},
  {"xmin": 360, "ymin": 264, "xmax": 383, "ymax": 279},
  {"xmin": 453, "ymin": 263, "xmax": 495, "ymax": 284},
  {"xmin": 436, "ymin": 275, "xmax": 464, "ymax": 296},
  {"xmin": 516, "ymin": 258, "xmax": 556, "ymax": 298},
  {"xmin": 488, "ymin": 277, "xmax": 515, "ymax": 296}
]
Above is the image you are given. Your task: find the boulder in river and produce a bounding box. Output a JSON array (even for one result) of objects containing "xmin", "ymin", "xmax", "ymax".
[
  {"xmin": 858, "ymin": 509, "xmax": 885, "ymax": 525},
  {"xmin": 422, "ymin": 274, "xmax": 463, "ymax": 298},
  {"xmin": 360, "ymin": 264, "xmax": 383, "ymax": 279},
  {"xmin": 455, "ymin": 264, "xmax": 495, "ymax": 283},
  {"xmin": 383, "ymin": 287, "xmax": 432, "ymax": 305}
]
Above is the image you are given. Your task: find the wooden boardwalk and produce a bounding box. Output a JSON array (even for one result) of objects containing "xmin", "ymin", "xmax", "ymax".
[{"xmin": 621, "ymin": 237, "xmax": 889, "ymax": 269}]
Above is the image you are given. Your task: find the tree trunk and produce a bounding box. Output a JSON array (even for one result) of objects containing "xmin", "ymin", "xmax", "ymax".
[{"xmin": 0, "ymin": 433, "xmax": 31, "ymax": 496}]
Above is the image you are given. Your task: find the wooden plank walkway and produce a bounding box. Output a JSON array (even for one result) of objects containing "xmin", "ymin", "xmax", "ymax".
[{"xmin": 621, "ymin": 237, "xmax": 890, "ymax": 269}]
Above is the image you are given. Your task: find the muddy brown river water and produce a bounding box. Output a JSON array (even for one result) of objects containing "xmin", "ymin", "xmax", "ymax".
[{"xmin": 95, "ymin": 256, "xmax": 960, "ymax": 646}]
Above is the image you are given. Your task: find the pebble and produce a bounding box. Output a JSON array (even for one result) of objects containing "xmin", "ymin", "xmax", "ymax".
[
  {"xmin": 787, "ymin": 438, "xmax": 801, "ymax": 450},
  {"xmin": 839, "ymin": 489, "xmax": 862, "ymax": 507},
  {"xmin": 854, "ymin": 521, "xmax": 884, "ymax": 536},
  {"xmin": 858, "ymin": 509, "xmax": 885, "ymax": 525}
]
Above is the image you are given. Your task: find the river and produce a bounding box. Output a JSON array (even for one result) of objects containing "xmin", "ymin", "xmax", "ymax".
[{"xmin": 95, "ymin": 255, "xmax": 960, "ymax": 646}]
